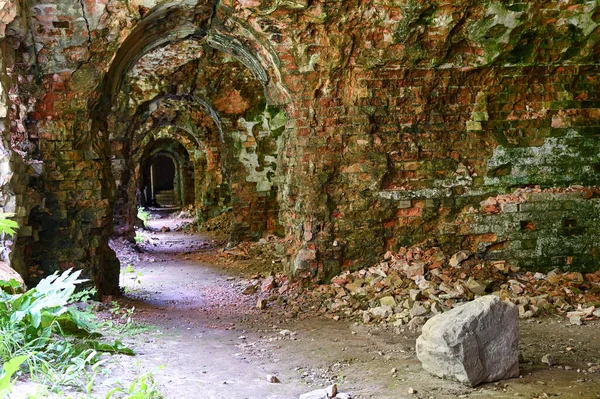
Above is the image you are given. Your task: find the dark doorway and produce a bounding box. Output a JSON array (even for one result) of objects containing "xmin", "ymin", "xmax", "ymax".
[{"xmin": 152, "ymin": 155, "xmax": 176, "ymax": 192}]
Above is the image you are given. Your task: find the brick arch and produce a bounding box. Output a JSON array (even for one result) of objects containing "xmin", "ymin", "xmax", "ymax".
[
  {"xmin": 135, "ymin": 127, "xmax": 227, "ymax": 224},
  {"xmin": 138, "ymin": 140, "xmax": 193, "ymax": 208},
  {"xmin": 113, "ymin": 84, "xmax": 284, "ymax": 244}
]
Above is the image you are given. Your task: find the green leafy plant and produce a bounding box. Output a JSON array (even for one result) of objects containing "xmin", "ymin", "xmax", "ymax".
[
  {"xmin": 134, "ymin": 231, "xmax": 146, "ymax": 244},
  {"xmin": 121, "ymin": 264, "xmax": 143, "ymax": 294},
  {"xmin": 105, "ymin": 365, "xmax": 165, "ymax": 399},
  {"xmin": 0, "ymin": 269, "xmax": 134, "ymax": 389},
  {"xmin": 0, "ymin": 355, "xmax": 28, "ymax": 396},
  {"xmin": 108, "ymin": 301, "xmax": 141, "ymax": 334},
  {"xmin": 0, "ymin": 212, "xmax": 18, "ymax": 237},
  {"xmin": 137, "ymin": 208, "xmax": 150, "ymax": 227}
]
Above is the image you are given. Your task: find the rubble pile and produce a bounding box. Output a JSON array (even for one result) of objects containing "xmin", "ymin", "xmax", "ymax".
[
  {"xmin": 198, "ymin": 211, "xmax": 233, "ymax": 233},
  {"xmin": 219, "ymin": 236, "xmax": 288, "ymax": 264},
  {"xmin": 254, "ymin": 241, "xmax": 600, "ymax": 328}
]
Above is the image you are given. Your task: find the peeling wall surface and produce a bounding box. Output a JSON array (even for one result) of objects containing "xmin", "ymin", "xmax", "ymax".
[{"xmin": 2, "ymin": 0, "xmax": 600, "ymax": 292}]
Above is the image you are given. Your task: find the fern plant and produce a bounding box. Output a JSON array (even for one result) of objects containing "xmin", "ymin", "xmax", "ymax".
[{"xmin": 0, "ymin": 212, "xmax": 18, "ymax": 237}]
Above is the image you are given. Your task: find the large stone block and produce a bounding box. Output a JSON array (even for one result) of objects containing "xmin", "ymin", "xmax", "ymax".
[{"xmin": 416, "ymin": 295, "xmax": 519, "ymax": 387}]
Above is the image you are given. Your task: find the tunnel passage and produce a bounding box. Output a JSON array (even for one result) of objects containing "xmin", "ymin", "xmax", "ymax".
[
  {"xmin": 100, "ymin": 4, "xmax": 289, "ymax": 288},
  {"xmin": 143, "ymin": 154, "xmax": 177, "ymax": 207},
  {"xmin": 138, "ymin": 139, "xmax": 194, "ymax": 209}
]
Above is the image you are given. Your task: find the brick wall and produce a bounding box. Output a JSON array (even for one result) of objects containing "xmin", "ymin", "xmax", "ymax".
[{"xmin": 4, "ymin": 0, "xmax": 600, "ymax": 292}]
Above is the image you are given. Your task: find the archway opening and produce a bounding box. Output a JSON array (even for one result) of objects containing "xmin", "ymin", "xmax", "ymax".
[{"xmin": 147, "ymin": 154, "xmax": 176, "ymax": 207}]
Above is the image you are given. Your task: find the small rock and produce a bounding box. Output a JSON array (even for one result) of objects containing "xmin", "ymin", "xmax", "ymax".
[
  {"xmin": 266, "ymin": 374, "xmax": 280, "ymax": 383},
  {"xmin": 345, "ymin": 281, "xmax": 364, "ymax": 294},
  {"xmin": 403, "ymin": 262, "xmax": 426, "ymax": 280},
  {"xmin": 242, "ymin": 285, "xmax": 257, "ymax": 295},
  {"xmin": 465, "ymin": 278, "xmax": 487, "ymax": 295},
  {"xmin": 0, "ymin": 262, "xmax": 26, "ymax": 292},
  {"xmin": 261, "ymin": 276, "xmax": 276, "ymax": 292},
  {"xmin": 363, "ymin": 312, "xmax": 371, "ymax": 323},
  {"xmin": 541, "ymin": 354, "xmax": 555, "ymax": 366},
  {"xmin": 160, "ymin": 226, "xmax": 170, "ymax": 232},
  {"xmin": 569, "ymin": 315, "xmax": 582, "ymax": 325},
  {"xmin": 409, "ymin": 289, "xmax": 421, "ymax": 301},
  {"xmin": 257, "ymin": 298, "xmax": 267, "ymax": 310},
  {"xmin": 369, "ymin": 305, "xmax": 393, "ymax": 320},
  {"xmin": 299, "ymin": 384, "xmax": 350, "ymax": 399},
  {"xmin": 449, "ymin": 251, "xmax": 470, "ymax": 267},
  {"xmin": 298, "ymin": 388, "xmax": 329, "ymax": 399},
  {"xmin": 410, "ymin": 302, "xmax": 428, "ymax": 317},
  {"xmin": 408, "ymin": 387, "xmax": 417, "ymax": 394},
  {"xmin": 379, "ymin": 295, "xmax": 397, "ymax": 307},
  {"xmin": 588, "ymin": 365, "xmax": 600, "ymax": 373}
]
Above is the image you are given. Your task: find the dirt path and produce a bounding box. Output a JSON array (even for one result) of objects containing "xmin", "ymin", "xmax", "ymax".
[{"xmin": 105, "ymin": 214, "xmax": 600, "ymax": 399}]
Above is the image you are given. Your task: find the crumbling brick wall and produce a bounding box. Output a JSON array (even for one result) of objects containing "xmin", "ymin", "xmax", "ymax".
[{"xmin": 3, "ymin": 0, "xmax": 600, "ymax": 292}]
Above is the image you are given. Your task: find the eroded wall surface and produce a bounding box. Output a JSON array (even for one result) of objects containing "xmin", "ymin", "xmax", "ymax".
[{"xmin": 3, "ymin": 0, "xmax": 600, "ymax": 291}]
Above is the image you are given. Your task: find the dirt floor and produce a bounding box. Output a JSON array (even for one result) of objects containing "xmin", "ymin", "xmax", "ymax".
[{"xmin": 23, "ymin": 210, "xmax": 600, "ymax": 399}]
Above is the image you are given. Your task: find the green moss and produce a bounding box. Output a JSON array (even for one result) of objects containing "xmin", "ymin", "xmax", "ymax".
[{"xmin": 394, "ymin": 1, "xmax": 437, "ymax": 44}]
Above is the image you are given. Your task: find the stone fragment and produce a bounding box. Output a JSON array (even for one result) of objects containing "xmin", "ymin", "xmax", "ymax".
[
  {"xmin": 299, "ymin": 384, "xmax": 351, "ymax": 399},
  {"xmin": 160, "ymin": 226, "xmax": 170, "ymax": 232},
  {"xmin": 368, "ymin": 305, "xmax": 392, "ymax": 320},
  {"xmin": 409, "ymin": 302, "xmax": 428, "ymax": 317},
  {"xmin": 416, "ymin": 295, "xmax": 519, "ymax": 387},
  {"xmin": 298, "ymin": 388, "xmax": 329, "ymax": 399},
  {"xmin": 256, "ymin": 298, "xmax": 267, "ymax": 310},
  {"xmin": 379, "ymin": 295, "xmax": 397, "ymax": 307},
  {"xmin": 541, "ymin": 354, "xmax": 555, "ymax": 366},
  {"xmin": 407, "ymin": 387, "xmax": 417, "ymax": 394},
  {"xmin": 345, "ymin": 281, "xmax": 363, "ymax": 293},
  {"xmin": 403, "ymin": 261, "xmax": 425, "ymax": 280},
  {"xmin": 465, "ymin": 278, "xmax": 487, "ymax": 295},
  {"xmin": 266, "ymin": 374, "xmax": 280, "ymax": 383},
  {"xmin": 567, "ymin": 306, "xmax": 594, "ymax": 320},
  {"xmin": 409, "ymin": 289, "xmax": 421, "ymax": 301},
  {"xmin": 242, "ymin": 284, "xmax": 257, "ymax": 295},
  {"xmin": 279, "ymin": 329, "xmax": 295, "ymax": 337},
  {"xmin": 588, "ymin": 365, "xmax": 600, "ymax": 373},
  {"xmin": 449, "ymin": 251, "xmax": 470, "ymax": 267},
  {"xmin": 261, "ymin": 276, "xmax": 276, "ymax": 292}
]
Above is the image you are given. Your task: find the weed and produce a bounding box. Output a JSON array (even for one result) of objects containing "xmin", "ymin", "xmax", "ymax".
[
  {"xmin": 105, "ymin": 365, "xmax": 165, "ymax": 399},
  {"xmin": 137, "ymin": 208, "xmax": 150, "ymax": 227},
  {"xmin": 134, "ymin": 231, "xmax": 147, "ymax": 244},
  {"xmin": 121, "ymin": 264, "xmax": 142, "ymax": 293},
  {"xmin": 107, "ymin": 301, "xmax": 147, "ymax": 336}
]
